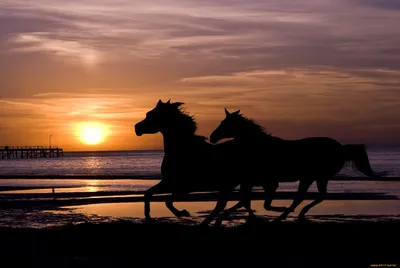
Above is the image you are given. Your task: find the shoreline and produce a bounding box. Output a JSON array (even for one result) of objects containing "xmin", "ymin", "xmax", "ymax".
[
  {"xmin": 0, "ymin": 175, "xmax": 400, "ymax": 180},
  {"xmin": 0, "ymin": 175, "xmax": 161, "ymax": 179},
  {"xmin": 0, "ymin": 186, "xmax": 78, "ymax": 191},
  {"xmin": 1, "ymin": 190, "xmax": 398, "ymax": 210}
]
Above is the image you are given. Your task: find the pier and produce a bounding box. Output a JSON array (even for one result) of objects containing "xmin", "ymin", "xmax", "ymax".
[{"xmin": 0, "ymin": 146, "xmax": 63, "ymax": 159}]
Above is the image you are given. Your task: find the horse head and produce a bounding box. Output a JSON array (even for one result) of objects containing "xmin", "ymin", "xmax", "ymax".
[
  {"xmin": 134, "ymin": 99, "xmax": 186, "ymax": 136},
  {"xmin": 209, "ymin": 108, "xmax": 241, "ymax": 144}
]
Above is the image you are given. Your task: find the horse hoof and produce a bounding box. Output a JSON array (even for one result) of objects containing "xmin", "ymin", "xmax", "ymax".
[
  {"xmin": 245, "ymin": 216, "xmax": 260, "ymax": 224},
  {"xmin": 277, "ymin": 206, "xmax": 288, "ymax": 212},
  {"xmin": 297, "ymin": 215, "xmax": 308, "ymax": 223},
  {"xmin": 145, "ymin": 217, "xmax": 154, "ymax": 224},
  {"xmin": 178, "ymin": 209, "xmax": 191, "ymax": 217},
  {"xmin": 271, "ymin": 218, "xmax": 282, "ymax": 224},
  {"xmin": 214, "ymin": 219, "xmax": 223, "ymax": 227},
  {"xmin": 272, "ymin": 215, "xmax": 286, "ymax": 223},
  {"xmin": 199, "ymin": 220, "xmax": 211, "ymax": 227}
]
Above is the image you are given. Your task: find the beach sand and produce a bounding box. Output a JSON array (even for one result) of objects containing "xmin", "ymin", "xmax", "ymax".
[
  {"xmin": 1, "ymin": 185, "xmax": 399, "ymax": 267},
  {"xmin": 1, "ymin": 191, "xmax": 400, "ymax": 227},
  {"xmin": 1, "ymin": 217, "xmax": 399, "ymax": 268}
]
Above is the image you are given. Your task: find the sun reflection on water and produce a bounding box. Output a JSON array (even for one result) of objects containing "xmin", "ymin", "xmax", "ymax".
[
  {"xmin": 85, "ymin": 179, "xmax": 101, "ymax": 192},
  {"xmin": 84, "ymin": 158, "xmax": 101, "ymax": 170}
]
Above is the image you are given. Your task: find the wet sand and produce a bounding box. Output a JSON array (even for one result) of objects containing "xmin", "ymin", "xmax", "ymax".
[
  {"xmin": 1, "ymin": 198, "xmax": 400, "ymax": 228},
  {"xmin": 1, "ymin": 189, "xmax": 398, "ymax": 211},
  {"xmin": 1, "ymin": 192, "xmax": 399, "ymax": 267},
  {"xmin": 1, "ymin": 175, "xmax": 399, "ymax": 180},
  {"xmin": 68, "ymin": 200, "xmax": 400, "ymax": 222},
  {"xmin": 1, "ymin": 182, "xmax": 400, "ymax": 228}
]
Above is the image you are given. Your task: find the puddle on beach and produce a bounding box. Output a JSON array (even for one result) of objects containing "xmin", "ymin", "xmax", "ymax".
[
  {"xmin": 65, "ymin": 200, "xmax": 400, "ymax": 217},
  {"xmin": 1, "ymin": 200, "xmax": 399, "ymax": 229}
]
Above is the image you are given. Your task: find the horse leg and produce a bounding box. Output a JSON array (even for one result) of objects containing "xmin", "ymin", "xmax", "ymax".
[
  {"xmin": 214, "ymin": 200, "xmax": 246, "ymax": 226},
  {"xmin": 241, "ymin": 185, "xmax": 257, "ymax": 221},
  {"xmin": 297, "ymin": 179, "xmax": 328, "ymax": 220},
  {"xmin": 214, "ymin": 184, "xmax": 254, "ymax": 226},
  {"xmin": 165, "ymin": 191, "xmax": 191, "ymax": 218},
  {"xmin": 200, "ymin": 191, "xmax": 229, "ymax": 227},
  {"xmin": 144, "ymin": 180, "xmax": 180, "ymax": 221},
  {"xmin": 222, "ymin": 200, "xmax": 246, "ymax": 214},
  {"xmin": 221, "ymin": 184, "xmax": 254, "ymax": 216},
  {"xmin": 274, "ymin": 179, "xmax": 314, "ymax": 222},
  {"xmin": 144, "ymin": 181, "xmax": 164, "ymax": 221},
  {"xmin": 262, "ymin": 182, "xmax": 287, "ymax": 212}
]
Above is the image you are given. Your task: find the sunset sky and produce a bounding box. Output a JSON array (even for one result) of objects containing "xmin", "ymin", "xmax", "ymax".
[{"xmin": 1, "ymin": 0, "xmax": 399, "ymax": 151}]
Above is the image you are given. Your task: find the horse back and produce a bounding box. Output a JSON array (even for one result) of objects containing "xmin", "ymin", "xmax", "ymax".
[{"xmin": 271, "ymin": 137, "xmax": 343, "ymax": 177}]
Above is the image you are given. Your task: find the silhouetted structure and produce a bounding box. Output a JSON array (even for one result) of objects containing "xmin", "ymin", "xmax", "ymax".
[
  {"xmin": 0, "ymin": 146, "xmax": 63, "ymax": 159},
  {"xmin": 209, "ymin": 109, "xmax": 387, "ymax": 224}
]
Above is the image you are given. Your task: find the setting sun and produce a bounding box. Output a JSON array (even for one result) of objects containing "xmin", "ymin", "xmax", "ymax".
[{"xmin": 76, "ymin": 122, "xmax": 108, "ymax": 145}]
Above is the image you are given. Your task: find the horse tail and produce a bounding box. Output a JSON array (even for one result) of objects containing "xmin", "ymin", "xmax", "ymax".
[{"xmin": 342, "ymin": 144, "xmax": 387, "ymax": 178}]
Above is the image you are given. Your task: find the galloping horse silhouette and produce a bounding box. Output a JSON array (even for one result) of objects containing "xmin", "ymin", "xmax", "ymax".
[
  {"xmin": 134, "ymin": 100, "xmax": 254, "ymax": 225},
  {"xmin": 208, "ymin": 109, "xmax": 386, "ymax": 222}
]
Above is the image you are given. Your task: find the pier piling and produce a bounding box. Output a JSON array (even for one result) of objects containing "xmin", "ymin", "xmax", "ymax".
[{"xmin": 0, "ymin": 146, "xmax": 64, "ymax": 160}]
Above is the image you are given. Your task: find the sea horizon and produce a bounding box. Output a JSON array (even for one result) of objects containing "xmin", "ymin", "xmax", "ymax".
[
  {"xmin": 60, "ymin": 143, "xmax": 400, "ymax": 152},
  {"xmin": 4, "ymin": 140, "xmax": 400, "ymax": 153}
]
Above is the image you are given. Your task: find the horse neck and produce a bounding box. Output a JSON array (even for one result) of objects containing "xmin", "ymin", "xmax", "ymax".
[
  {"xmin": 161, "ymin": 128, "xmax": 196, "ymax": 153},
  {"xmin": 236, "ymin": 129, "xmax": 271, "ymax": 143}
]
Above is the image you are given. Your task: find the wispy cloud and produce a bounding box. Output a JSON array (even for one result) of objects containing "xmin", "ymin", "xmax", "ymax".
[
  {"xmin": 10, "ymin": 33, "xmax": 100, "ymax": 65},
  {"xmin": 1, "ymin": 0, "xmax": 400, "ymax": 147},
  {"xmin": 177, "ymin": 67, "xmax": 400, "ymax": 126},
  {"xmin": 1, "ymin": 0, "xmax": 400, "ymax": 67}
]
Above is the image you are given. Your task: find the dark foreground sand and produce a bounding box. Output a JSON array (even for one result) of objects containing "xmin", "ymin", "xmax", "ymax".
[
  {"xmin": 0, "ymin": 220, "xmax": 399, "ymax": 268},
  {"xmin": 1, "ymin": 181, "xmax": 399, "ymax": 268}
]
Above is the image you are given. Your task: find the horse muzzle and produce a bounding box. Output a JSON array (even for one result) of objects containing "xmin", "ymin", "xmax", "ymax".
[{"xmin": 134, "ymin": 124, "xmax": 143, "ymax": 136}]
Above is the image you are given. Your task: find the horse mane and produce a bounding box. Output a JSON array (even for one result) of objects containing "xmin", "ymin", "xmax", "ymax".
[
  {"xmin": 173, "ymin": 105, "xmax": 208, "ymax": 141},
  {"xmin": 237, "ymin": 114, "xmax": 271, "ymax": 137}
]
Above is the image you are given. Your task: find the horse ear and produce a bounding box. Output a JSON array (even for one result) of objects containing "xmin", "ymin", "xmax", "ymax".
[
  {"xmin": 171, "ymin": 102, "xmax": 184, "ymax": 109},
  {"xmin": 232, "ymin": 110, "xmax": 240, "ymax": 115},
  {"xmin": 166, "ymin": 99, "xmax": 171, "ymax": 104},
  {"xmin": 225, "ymin": 108, "xmax": 230, "ymax": 117},
  {"xmin": 157, "ymin": 99, "xmax": 163, "ymax": 107}
]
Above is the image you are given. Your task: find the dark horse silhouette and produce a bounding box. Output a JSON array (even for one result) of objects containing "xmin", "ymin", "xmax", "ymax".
[
  {"xmin": 208, "ymin": 109, "xmax": 387, "ymax": 222},
  {"xmin": 134, "ymin": 100, "xmax": 254, "ymax": 225}
]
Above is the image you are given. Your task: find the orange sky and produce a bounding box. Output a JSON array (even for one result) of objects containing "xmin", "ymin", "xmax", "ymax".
[{"xmin": 1, "ymin": 1, "xmax": 400, "ymax": 151}]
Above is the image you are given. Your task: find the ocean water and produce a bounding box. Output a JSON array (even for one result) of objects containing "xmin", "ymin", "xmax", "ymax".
[
  {"xmin": 0, "ymin": 150, "xmax": 163, "ymax": 178},
  {"xmin": 0, "ymin": 147, "xmax": 399, "ymax": 228},
  {"xmin": 0, "ymin": 147, "xmax": 399, "ymax": 196},
  {"xmin": 0, "ymin": 147, "xmax": 399, "ymax": 178}
]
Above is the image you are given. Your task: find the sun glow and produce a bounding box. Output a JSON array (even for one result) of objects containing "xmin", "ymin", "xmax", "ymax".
[{"xmin": 76, "ymin": 122, "xmax": 108, "ymax": 145}]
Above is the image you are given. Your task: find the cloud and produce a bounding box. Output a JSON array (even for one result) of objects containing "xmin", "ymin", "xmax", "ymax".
[
  {"xmin": 10, "ymin": 33, "xmax": 100, "ymax": 65},
  {"xmin": 177, "ymin": 67, "xmax": 400, "ymax": 128},
  {"xmin": 0, "ymin": 90, "xmax": 166, "ymax": 126},
  {"xmin": 1, "ymin": 0, "xmax": 400, "ymax": 68},
  {"xmin": 0, "ymin": 91, "xmax": 155, "ymax": 147},
  {"xmin": 1, "ymin": 0, "xmax": 400, "ymax": 147}
]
